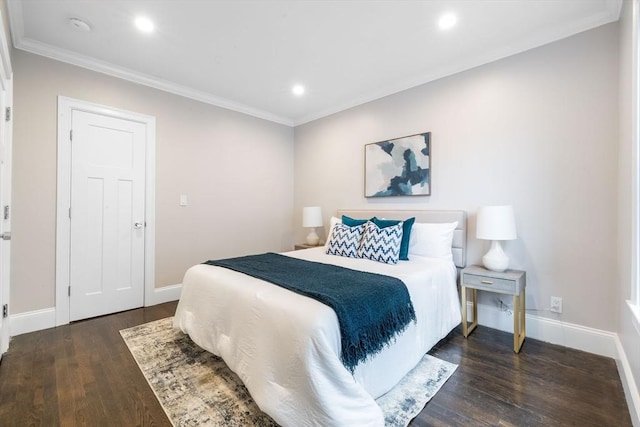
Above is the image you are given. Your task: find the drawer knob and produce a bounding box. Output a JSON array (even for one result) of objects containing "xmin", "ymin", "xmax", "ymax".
[{"xmin": 481, "ymin": 280, "xmax": 493, "ymax": 284}]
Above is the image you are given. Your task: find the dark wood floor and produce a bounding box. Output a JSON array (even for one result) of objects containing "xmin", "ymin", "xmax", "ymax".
[{"xmin": 0, "ymin": 301, "xmax": 632, "ymax": 426}]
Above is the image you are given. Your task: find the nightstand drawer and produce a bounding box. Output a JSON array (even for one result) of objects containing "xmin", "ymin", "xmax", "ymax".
[{"xmin": 462, "ymin": 273, "xmax": 516, "ymax": 293}]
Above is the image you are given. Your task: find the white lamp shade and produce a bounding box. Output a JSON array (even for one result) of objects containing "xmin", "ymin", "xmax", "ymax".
[
  {"xmin": 302, "ymin": 206, "xmax": 323, "ymax": 228},
  {"xmin": 476, "ymin": 205, "xmax": 517, "ymax": 241}
]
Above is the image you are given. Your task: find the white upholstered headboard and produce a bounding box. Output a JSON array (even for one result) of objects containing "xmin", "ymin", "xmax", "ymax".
[{"xmin": 336, "ymin": 209, "xmax": 467, "ymax": 268}]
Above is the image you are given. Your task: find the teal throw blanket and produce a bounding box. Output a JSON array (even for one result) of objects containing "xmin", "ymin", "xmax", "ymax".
[{"xmin": 205, "ymin": 252, "xmax": 416, "ymax": 372}]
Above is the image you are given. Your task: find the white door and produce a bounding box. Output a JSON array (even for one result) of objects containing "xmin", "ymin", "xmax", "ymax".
[{"xmin": 69, "ymin": 110, "xmax": 146, "ymax": 321}]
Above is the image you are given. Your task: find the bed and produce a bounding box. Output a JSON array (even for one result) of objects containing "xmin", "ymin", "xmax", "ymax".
[{"xmin": 173, "ymin": 209, "xmax": 466, "ymax": 427}]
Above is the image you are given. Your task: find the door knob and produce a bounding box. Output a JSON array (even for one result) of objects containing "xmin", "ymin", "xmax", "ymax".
[{"xmin": 134, "ymin": 222, "xmax": 143, "ymax": 229}]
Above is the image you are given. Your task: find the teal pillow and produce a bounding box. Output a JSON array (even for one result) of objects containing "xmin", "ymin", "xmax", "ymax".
[
  {"xmin": 342, "ymin": 215, "xmax": 370, "ymax": 227},
  {"xmin": 372, "ymin": 217, "xmax": 415, "ymax": 261}
]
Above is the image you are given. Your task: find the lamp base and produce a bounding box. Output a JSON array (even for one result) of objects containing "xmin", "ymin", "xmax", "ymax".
[
  {"xmin": 482, "ymin": 240, "xmax": 509, "ymax": 272},
  {"xmin": 305, "ymin": 229, "xmax": 319, "ymax": 246}
]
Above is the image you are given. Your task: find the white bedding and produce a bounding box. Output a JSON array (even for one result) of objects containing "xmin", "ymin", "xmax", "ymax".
[{"xmin": 173, "ymin": 248, "xmax": 461, "ymax": 427}]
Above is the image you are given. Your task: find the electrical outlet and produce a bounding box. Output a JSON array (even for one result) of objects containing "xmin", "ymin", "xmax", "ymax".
[{"xmin": 550, "ymin": 296, "xmax": 563, "ymax": 313}]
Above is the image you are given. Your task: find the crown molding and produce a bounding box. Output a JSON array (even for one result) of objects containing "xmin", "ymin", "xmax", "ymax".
[
  {"xmin": 15, "ymin": 37, "xmax": 294, "ymax": 126},
  {"xmin": 8, "ymin": 0, "xmax": 622, "ymax": 128},
  {"xmin": 606, "ymin": 0, "xmax": 624, "ymax": 20},
  {"xmin": 6, "ymin": 0, "xmax": 294, "ymax": 127},
  {"xmin": 291, "ymin": 1, "xmax": 624, "ymax": 126}
]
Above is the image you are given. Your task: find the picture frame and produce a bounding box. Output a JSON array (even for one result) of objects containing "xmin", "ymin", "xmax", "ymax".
[{"xmin": 364, "ymin": 132, "xmax": 431, "ymax": 197}]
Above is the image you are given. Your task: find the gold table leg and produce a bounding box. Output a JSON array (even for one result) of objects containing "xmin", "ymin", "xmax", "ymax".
[
  {"xmin": 462, "ymin": 286, "xmax": 478, "ymax": 338},
  {"xmin": 513, "ymin": 289, "xmax": 526, "ymax": 353}
]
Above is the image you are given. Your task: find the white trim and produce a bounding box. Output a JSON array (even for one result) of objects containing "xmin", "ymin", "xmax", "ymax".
[
  {"xmin": 9, "ymin": 284, "xmax": 180, "ymax": 337},
  {"xmin": 293, "ymin": 3, "xmax": 623, "ymax": 126},
  {"xmin": 10, "ymin": 307, "xmax": 56, "ymax": 336},
  {"xmin": 608, "ymin": 0, "xmax": 625, "ymax": 21},
  {"xmin": 630, "ymin": 300, "xmax": 640, "ymax": 336},
  {"xmin": 616, "ymin": 335, "xmax": 640, "ymax": 427},
  {"xmin": 0, "ymin": 10, "xmax": 12, "ymax": 84},
  {"xmin": 55, "ymin": 97, "xmax": 156, "ymax": 326},
  {"xmin": 6, "ymin": 0, "xmax": 621, "ymax": 127},
  {"xmin": 632, "ymin": 0, "xmax": 640, "ymax": 309},
  {"xmin": 145, "ymin": 284, "xmax": 182, "ymax": 307},
  {"xmin": 0, "ymin": 8, "xmax": 12, "ymax": 357},
  {"xmin": 5, "ymin": 0, "xmax": 288, "ymax": 127},
  {"xmin": 1, "ymin": 83, "xmax": 12, "ymax": 356},
  {"xmin": 467, "ymin": 302, "xmax": 617, "ymax": 357}
]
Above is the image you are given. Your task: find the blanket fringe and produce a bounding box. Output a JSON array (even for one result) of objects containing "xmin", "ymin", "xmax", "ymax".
[{"xmin": 341, "ymin": 301, "xmax": 416, "ymax": 373}]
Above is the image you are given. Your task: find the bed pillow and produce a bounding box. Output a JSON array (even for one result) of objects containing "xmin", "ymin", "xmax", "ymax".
[
  {"xmin": 372, "ymin": 217, "xmax": 415, "ymax": 261},
  {"xmin": 324, "ymin": 216, "xmax": 341, "ymax": 250},
  {"xmin": 341, "ymin": 215, "xmax": 371, "ymax": 227},
  {"xmin": 357, "ymin": 220, "xmax": 403, "ymax": 264},
  {"xmin": 408, "ymin": 221, "xmax": 458, "ymax": 258},
  {"xmin": 325, "ymin": 222, "xmax": 365, "ymax": 258}
]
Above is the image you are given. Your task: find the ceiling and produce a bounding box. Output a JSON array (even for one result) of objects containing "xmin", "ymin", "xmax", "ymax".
[{"xmin": 7, "ymin": 0, "xmax": 622, "ymax": 126}]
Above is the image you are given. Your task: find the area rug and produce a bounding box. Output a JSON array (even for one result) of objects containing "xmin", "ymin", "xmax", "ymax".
[{"xmin": 120, "ymin": 317, "xmax": 457, "ymax": 427}]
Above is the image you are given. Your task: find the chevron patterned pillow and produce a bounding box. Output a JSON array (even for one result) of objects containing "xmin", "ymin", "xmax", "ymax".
[
  {"xmin": 325, "ymin": 222, "xmax": 365, "ymax": 258},
  {"xmin": 357, "ymin": 221, "xmax": 403, "ymax": 264}
]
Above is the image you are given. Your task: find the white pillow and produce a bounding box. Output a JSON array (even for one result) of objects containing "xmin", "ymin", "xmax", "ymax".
[
  {"xmin": 325, "ymin": 222, "xmax": 364, "ymax": 258},
  {"xmin": 324, "ymin": 216, "xmax": 341, "ymax": 250},
  {"xmin": 357, "ymin": 220, "xmax": 403, "ymax": 264},
  {"xmin": 408, "ymin": 221, "xmax": 458, "ymax": 258}
]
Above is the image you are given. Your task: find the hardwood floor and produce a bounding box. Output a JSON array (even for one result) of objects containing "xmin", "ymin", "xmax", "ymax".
[
  {"xmin": 424, "ymin": 326, "xmax": 632, "ymax": 427},
  {"xmin": 0, "ymin": 302, "xmax": 176, "ymax": 427},
  {"xmin": 0, "ymin": 301, "xmax": 633, "ymax": 426}
]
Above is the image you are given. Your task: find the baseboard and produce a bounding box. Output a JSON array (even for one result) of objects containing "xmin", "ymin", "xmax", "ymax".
[
  {"xmin": 145, "ymin": 283, "xmax": 182, "ymax": 307},
  {"xmin": 10, "ymin": 307, "xmax": 56, "ymax": 336},
  {"xmin": 9, "ymin": 285, "xmax": 182, "ymax": 337},
  {"xmin": 615, "ymin": 336, "xmax": 640, "ymax": 427},
  {"xmin": 467, "ymin": 302, "xmax": 617, "ymax": 358}
]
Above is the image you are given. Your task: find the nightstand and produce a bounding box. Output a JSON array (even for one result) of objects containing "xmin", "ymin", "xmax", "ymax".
[
  {"xmin": 461, "ymin": 265, "xmax": 527, "ymax": 353},
  {"xmin": 294, "ymin": 243, "xmax": 321, "ymax": 250}
]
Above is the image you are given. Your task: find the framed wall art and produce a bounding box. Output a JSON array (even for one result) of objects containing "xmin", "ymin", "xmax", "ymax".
[{"xmin": 364, "ymin": 132, "xmax": 431, "ymax": 197}]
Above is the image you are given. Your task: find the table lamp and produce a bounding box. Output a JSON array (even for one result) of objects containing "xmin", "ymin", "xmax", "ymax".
[
  {"xmin": 476, "ymin": 205, "xmax": 517, "ymax": 272},
  {"xmin": 302, "ymin": 206, "xmax": 323, "ymax": 246}
]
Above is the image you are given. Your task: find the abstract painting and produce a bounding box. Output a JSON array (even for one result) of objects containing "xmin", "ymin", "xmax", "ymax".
[{"xmin": 365, "ymin": 132, "xmax": 431, "ymax": 197}]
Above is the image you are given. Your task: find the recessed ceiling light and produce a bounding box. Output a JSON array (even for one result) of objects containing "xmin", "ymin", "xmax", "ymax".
[
  {"xmin": 135, "ymin": 16, "xmax": 155, "ymax": 33},
  {"xmin": 292, "ymin": 85, "xmax": 305, "ymax": 96},
  {"xmin": 438, "ymin": 13, "xmax": 457, "ymax": 30},
  {"xmin": 69, "ymin": 17, "xmax": 91, "ymax": 32}
]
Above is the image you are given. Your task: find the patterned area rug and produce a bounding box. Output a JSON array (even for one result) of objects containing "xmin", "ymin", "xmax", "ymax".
[{"xmin": 120, "ymin": 318, "xmax": 457, "ymax": 427}]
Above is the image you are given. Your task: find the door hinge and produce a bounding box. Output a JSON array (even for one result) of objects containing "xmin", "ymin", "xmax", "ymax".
[
  {"xmin": 68, "ymin": 286, "xmax": 71, "ymax": 297},
  {"xmin": 68, "ymin": 207, "xmax": 71, "ymax": 219},
  {"xmin": 3, "ymin": 205, "xmax": 8, "ymax": 220},
  {"xmin": 70, "ymin": 129, "xmax": 73, "ymax": 141},
  {"xmin": 5, "ymin": 107, "xmax": 10, "ymax": 122},
  {"xmin": 2, "ymin": 304, "xmax": 7, "ymax": 318}
]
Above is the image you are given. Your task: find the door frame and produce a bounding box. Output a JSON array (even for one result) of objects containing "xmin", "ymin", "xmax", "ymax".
[
  {"xmin": 55, "ymin": 97, "xmax": 156, "ymax": 326},
  {"xmin": 0, "ymin": 8, "xmax": 12, "ymax": 355}
]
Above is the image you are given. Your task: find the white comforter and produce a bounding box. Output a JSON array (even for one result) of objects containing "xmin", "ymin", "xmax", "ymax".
[{"xmin": 173, "ymin": 248, "xmax": 461, "ymax": 427}]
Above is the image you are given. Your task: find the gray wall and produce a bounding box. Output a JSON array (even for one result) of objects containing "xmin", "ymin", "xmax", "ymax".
[
  {"xmin": 11, "ymin": 50, "xmax": 294, "ymax": 314},
  {"xmin": 294, "ymin": 23, "xmax": 620, "ymax": 331}
]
